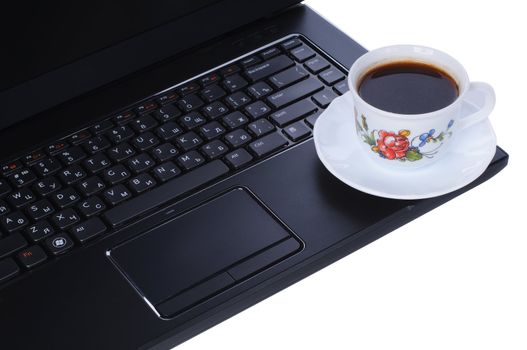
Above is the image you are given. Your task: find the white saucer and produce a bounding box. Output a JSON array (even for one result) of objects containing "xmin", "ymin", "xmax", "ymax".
[{"xmin": 313, "ymin": 95, "xmax": 497, "ymax": 200}]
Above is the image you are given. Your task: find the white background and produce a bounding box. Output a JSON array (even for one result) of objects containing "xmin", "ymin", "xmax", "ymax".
[{"xmin": 179, "ymin": 1, "xmax": 526, "ymax": 349}]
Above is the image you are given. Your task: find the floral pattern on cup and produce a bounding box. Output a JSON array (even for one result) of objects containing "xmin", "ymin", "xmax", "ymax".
[{"xmin": 355, "ymin": 114, "xmax": 454, "ymax": 162}]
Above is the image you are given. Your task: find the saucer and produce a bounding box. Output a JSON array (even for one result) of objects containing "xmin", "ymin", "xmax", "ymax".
[{"xmin": 313, "ymin": 94, "xmax": 497, "ymax": 199}]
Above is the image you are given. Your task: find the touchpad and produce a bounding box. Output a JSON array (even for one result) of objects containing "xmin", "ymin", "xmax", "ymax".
[{"xmin": 109, "ymin": 187, "xmax": 301, "ymax": 317}]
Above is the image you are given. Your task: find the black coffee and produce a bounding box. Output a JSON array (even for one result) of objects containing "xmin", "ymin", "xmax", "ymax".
[{"xmin": 358, "ymin": 61, "xmax": 459, "ymax": 114}]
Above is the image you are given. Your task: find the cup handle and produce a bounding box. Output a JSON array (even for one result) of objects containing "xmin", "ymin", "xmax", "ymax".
[{"xmin": 457, "ymin": 82, "xmax": 495, "ymax": 130}]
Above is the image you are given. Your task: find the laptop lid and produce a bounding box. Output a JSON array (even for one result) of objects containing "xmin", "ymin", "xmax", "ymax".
[{"xmin": 0, "ymin": 0, "xmax": 301, "ymax": 131}]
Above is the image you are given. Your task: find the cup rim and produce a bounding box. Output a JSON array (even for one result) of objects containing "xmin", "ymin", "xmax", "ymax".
[{"xmin": 348, "ymin": 44, "xmax": 470, "ymax": 120}]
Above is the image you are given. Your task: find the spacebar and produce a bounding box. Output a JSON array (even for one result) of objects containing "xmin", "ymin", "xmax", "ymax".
[{"xmin": 104, "ymin": 160, "xmax": 230, "ymax": 227}]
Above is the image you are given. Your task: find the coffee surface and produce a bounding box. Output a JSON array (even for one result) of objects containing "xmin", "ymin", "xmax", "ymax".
[{"xmin": 358, "ymin": 61, "xmax": 458, "ymax": 114}]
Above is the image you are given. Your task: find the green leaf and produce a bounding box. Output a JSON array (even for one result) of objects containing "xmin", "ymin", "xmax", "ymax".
[
  {"xmin": 361, "ymin": 115, "xmax": 369, "ymax": 131},
  {"xmin": 405, "ymin": 149, "xmax": 423, "ymax": 161}
]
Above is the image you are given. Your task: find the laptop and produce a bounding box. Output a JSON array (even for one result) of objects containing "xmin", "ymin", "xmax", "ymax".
[{"xmin": 0, "ymin": 1, "xmax": 508, "ymax": 349}]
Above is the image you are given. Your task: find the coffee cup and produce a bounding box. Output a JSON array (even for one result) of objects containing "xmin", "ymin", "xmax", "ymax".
[{"xmin": 347, "ymin": 45, "xmax": 495, "ymax": 168}]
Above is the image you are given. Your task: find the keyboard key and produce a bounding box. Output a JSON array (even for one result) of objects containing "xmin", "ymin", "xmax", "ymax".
[
  {"xmin": 33, "ymin": 157, "xmax": 61, "ymax": 177},
  {"xmin": 57, "ymin": 146, "xmax": 87, "ymax": 165},
  {"xmin": 70, "ymin": 218, "xmax": 106, "ymax": 244},
  {"xmin": 0, "ymin": 258, "xmax": 19, "ymax": 284},
  {"xmin": 223, "ymin": 74, "xmax": 248, "ymax": 93},
  {"xmin": 78, "ymin": 176, "xmax": 106, "ymax": 196},
  {"xmin": 201, "ymin": 84, "xmax": 226, "ymax": 103},
  {"xmin": 58, "ymin": 164, "xmax": 87, "ymax": 184},
  {"xmin": 45, "ymin": 141, "xmax": 68, "ymax": 155},
  {"xmin": 269, "ymin": 66, "xmax": 309, "ymax": 89},
  {"xmin": 0, "ymin": 233, "xmax": 27, "ymax": 259},
  {"xmin": 202, "ymin": 101, "xmax": 229, "ymax": 119},
  {"xmin": 27, "ymin": 199, "xmax": 55, "ymax": 221},
  {"xmin": 1, "ymin": 160, "xmax": 23, "ymax": 176},
  {"xmin": 0, "ymin": 200, "xmax": 9, "ymax": 216},
  {"xmin": 17, "ymin": 245, "xmax": 47, "ymax": 269},
  {"xmin": 134, "ymin": 101, "xmax": 157, "ymax": 115},
  {"xmin": 127, "ymin": 153, "xmax": 155, "ymax": 174},
  {"xmin": 107, "ymin": 143, "xmax": 135, "ymax": 162},
  {"xmin": 83, "ymin": 153, "xmax": 111, "ymax": 174},
  {"xmin": 178, "ymin": 112, "xmax": 207, "ymax": 130},
  {"xmin": 283, "ymin": 121, "xmax": 311, "ymax": 141},
  {"xmin": 131, "ymin": 132, "xmax": 159, "ymax": 151},
  {"xmin": 244, "ymin": 101, "xmax": 271, "ymax": 119},
  {"xmin": 199, "ymin": 72, "xmax": 220, "ymax": 87},
  {"xmin": 8, "ymin": 168, "xmax": 36, "ymax": 187},
  {"xmin": 51, "ymin": 188, "xmax": 81, "ymax": 208},
  {"xmin": 156, "ymin": 122, "xmax": 183, "ymax": 142},
  {"xmin": 245, "ymin": 55, "xmax": 294, "ymax": 82},
  {"xmin": 220, "ymin": 64, "xmax": 240, "ymax": 77},
  {"xmin": 175, "ymin": 131, "xmax": 203, "ymax": 151},
  {"xmin": 270, "ymin": 98, "xmax": 318, "ymax": 127},
  {"xmin": 45, "ymin": 233, "xmax": 74, "ymax": 256},
  {"xmin": 33, "ymin": 176, "xmax": 61, "ymax": 196},
  {"xmin": 247, "ymin": 81, "xmax": 274, "ymax": 99},
  {"xmin": 201, "ymin": 140, "xmax": 229, "ymax": 159},
  {"xmin": 333, "ymin": 80, "xmax": 349, "ymax": 95},
  {"xmin": 90, "ymin": 119, "xmax": 114, "ymax": 135},
  {"xmin": 178, "ymin": 94, "xmax": 204, "ymax": 112},
  {"xmin": 305, "ymin": 111, "xmax": 322, "ymax": 128},
  {"xmin": 226, "ymin": 91, "xmax": 251, "ymax": 109},
  {"xmin": 51, "ymin": 208, "xmax": 81, "ymax": 229},
  {"xmin": 225, "ymin": 149, "xmax": 253, "ymax": 169},
  {"xmin": 199, "ymin": 121, "xmax": 226, "ymax": 141},
  {"xmin": 224, "ymin": 129, "xmax": 252, "ymax": 148},
  {"xmin": 83, "ymin": 135, "xmax": 111, "ymax": 154},
  {"xmin": 107, "ymin": 125, "xmax": 135, "ymax": 144},
  {"xmin": 312, "ymin": 89, "xmax": 339, "ymax": 108},
  {"xmin": 304, "ymin": 55, "xmax": 330, "ymax": 74},
  {"xmin": 319, "ymin": 67, "xmax": 345, "ymax": 85},
  {"xmin": 156, "ymin": 90, "xmax": 179, "ymax": 105},
  {"xmin": 280, "ymin": 38, "xmax": 302, "ymax": 50},
  {"xmin": 248, "ymin": 118, "xmax": 275, "ymax": 137},
  {"xmin": 0, "ymin": 180, "xmax": 11, "ymax": 196},
  {"xmin": 131, "ymin": 115, "xmax": 158, "ymax": 133},
  {"xmin": 25, "ymin": 220, "xmax": 55, "ymax": 243},
  {"xmin": 67, "ymin": 129, "xmax": 91, "ymax": 145},
  {"xmin": 128, "ymin": 173, "xmax": 157, "ymax": 194},
  {"xmin": 152, "ymin": 162, "xmax": 181, "ymax": 182},
  {"xmin": 102, "ymin": 165, "xmax": 131, "ymax": 185},
  {"xmin": 77, "ymin": 196, "xmax": 106, "ymax": 218},
  {"xmin": 103, "ymin": 184, "xmax": 132, "ymax": 205},
  {"xmin": 104, "ymin": 160, "xmax": 229, "ymax": 227},
  {"xmin": 22, "ymin": 149, "xmax": 47, "ymax": 166},
  {"xmin": 7, "ymin": 188, "xmax": 36, "ymax": 208},
  {"xmin": 240, "ymin": 55, "xmax": 262, "ymax": 68},
  {"xmin": 260, "ymin": 47, "xmax": 281, "ymax": 60},
  {"xmin": 112, "ymin": 110, "xmax": 135, "ymax": 125},
  {"xmin": 222, "ymin": 111, "xmax": 249, "ymax": 130},
  {"xmin": 248, "ymin": 132, "xmax": 288, "ymax": 158},
  {"xmin": 177, "ymin": 82, "xmax": 200, "ymax": 96},
  {"xmin": 177, "ymin": 151, "xmax": 205, "ymax": 171},
  {"xmin": 151, "ymin": 143, "xmax": 179, "ymax": 162},
  {"xmin": 267, "ymin": 77, "xmax": 323, "ymax": 109},
  {"xmin": 290, "ymin": 45, "xmax": 316, "ymax": 62},
  {"xmin": 152, "ymin": 104, "xmax": 181, "ymax": 123}
]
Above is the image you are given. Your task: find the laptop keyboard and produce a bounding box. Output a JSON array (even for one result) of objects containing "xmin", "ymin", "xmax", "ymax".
[{"xmin": 0, "ymin": 35, "xmax": 349, "ymax": 286}]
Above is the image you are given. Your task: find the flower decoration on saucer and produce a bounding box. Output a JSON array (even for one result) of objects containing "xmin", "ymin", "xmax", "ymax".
[{"xmin": 313, "ymin": 45, "xmax": 497, "ymax": 199}]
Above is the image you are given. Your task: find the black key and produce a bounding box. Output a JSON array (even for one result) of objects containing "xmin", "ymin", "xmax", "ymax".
[
  {"xmin": 83, "ymin": 135, "xmax": 111, "ymax": 154},
  {"xmin": 104, "ymin": 160, "xmax": 229, "ymax": 227},
  {"xmin": 223, "ymin": 74, "xmax": 248, "ymax": 93},
  {"xmin": 178, "ymin": 94, "xmax": 204, "ymax": 112},
  {"xmin": 267, "ymin": 77, "xmax": 324, "ymax": 109},
  {"xmin": 304, "ymin": 55, "xmax": 330, "ymax": 74},
  {"xmin": 247, "ymin": 81, "xmax": 273, "ymax": 99},
  {"xmin": 45, "ymin": 233, "xmax": 74, "ymax": 255},
  {"xmin": 57, "ymin": 146, "xmax": 87, "ymax": 165},
  {"xmin": 126, "ymin": 153, "xmax": 155, "ymax": 174},
  {"xmin": 199, "ymin": 121, "xmax": 226, "ymax": 141},
  {"xmin": 26, "ymin": 199, "xmax": 55, "ymax": 221},
  {"xmin": 128, "ymin": 173, "xmax": 157, "ymax": 194},
  {"xmin": 58, "ymin": 165, "xmax": 87, "ymax": 184},
  {"xmin": 199, "ymin": 72, "xmax": 220, "ymax": 87},
  {"xmin": 112, "ymin": 110, "xmax": 135, "ymax": 125},
  {"xmin": 312, "ymin": 89, "xmax": 339, "ymax": 108},
  {"xmin": 131, "ymin": 132, "xmax": 159, "ymax": 151},
  {"xmin": 290, "ymin": 45, "xmax": 316, "ymax": 62},
  {"xmin": 202, "ymin": 101, "xmax": 229, "ymax": 119},
  {"xmin": 90, "ymin": 119, "xmax": 114, "ymax": 135},
  {"xmin": 152, "ymin": 104, "xmax": 181, "ymax": 123},
  {"xmin": 319, "ymin": 67, "xmax": 345, "ymax": 85},
  {"xmin": 67, "ymin": 129, "xmax": 91, "ymax": 145},
  {"xmin": 248, "ymin": 132, "xmax": 288, "ymax": 157},
  {"xmin": 240, "ymin": 55, "xmax": 262, "ymax": 68},
  {"xmin": 155, "ymin": 90, "xmax": 179, "ymax": 105},
  {"xmin": 222, "ymin": 111, "xmax": 249, "ymax": 130},
  {"xmin": 7, "ymin": 188, "xmax": 36, "ymax": 208},
  {"xmin": 0, "ymin": 200, "xmax": 9, "ymax": 216},
  {"xmin": 22, "ymin": 149, "xmax": 47, "ymax": 166},
  {"xmin": 107, "ymin": 142, "xmax": 136, "ymax": 162},
  {"xmin": 70, "ymin": 217, "xmax": 106, "ymax": 244},
  {"xmin": 220, "ymin": 64, "xmax": 240, "ymax": 77},
  {"xmin": 224, "ymin": 149, "xmax": 253, "ymax": 169},
  {"xmin": 103, "ymin": 184, "xmax": 132, "ymax": 205},
  {"xmin": 0, "ymin": 233, "xmax": 27, "ymax": 259},
  {"xmin": 1, "ymin": 211, "xmax": 29, "ymax": 233},
  {"xmin": 269, "ymin": 65, "xmax": 309, "ymax": 89},
  {"xmin": 0, "ymin": 258, "xmax": 19, "ymax": 284},
  {"xmin": 201, "ymin": 84, "xmax": 226, "ymax": 103},
  {"xmin": 245, "ymin": 55, "xmax": 294, "ymax": 82},
  {"xmin": 226, "ymin": 91, "xmax": 251, "ymax": 109},
  {"xmin": 247, "ymin": 118, "xmax": 275, "ymax": 137},
  {"xmin": 178, "ymin": 112, "xmax": 207, "ymax": 130},
  {"xmin": 33, "ymin": 176, "xmax": 61, "ymax": 196},
  {"xmin": 270, "ymin": 99, "xmax": 318, "ymax": 127},
  {"xmin": 280, "ymin": 37, "xmax": 302, "ymax": 50},
  {"xmin": 45, "ymin": 141, "xmax": 68, "ymax": 155},
  {"xmin": 245, "ymin": 101, "xmax": 271, "ymax": 120},
  {"xmin": 1, "ymin": 160, "xmax": 23, "ymax": 176},
  {"xmin": 0, "ymin": 179, "xmax": 11, "ymax": 196},
  {"xmin": 131, "ymin": 115, "xmax": 158, "ymax": 133},
  {"xmin": 283, "ymin": 121, "xmax": 311, "ymax": 141},
  {"xmin": 305, "ymin": 111, "xmax": 322, "ymax": 128},
  {"xmin": 177, "ymin": 82, "xmax": 200, "ymax": 96},
  {"xmin": 51, "ymin": 188, "xmax": 81, "ymax": 208},
  {"xmin": 260, "ymin": 47, "xmax": 281, "ymax": 60},
  {"xmin": 177, "ymin": 151, "xmax": 205, "ymax": 171},
  {"xmin": 51, "ymin": 208, "xmax": 81, "ymax": 229},
  {"xmin": 201, "ymin": 140, "xmax": 229, "ymax": 159},
  {"xmin": 33, "ymin": 157, "xmax": 61, "ymax": 176},
  {"xmin": 102, "ymin": 165, "xmax": 130, "ymax": 185},
  {"xmin": 78, "ymin": 196, "xmax": 106, "ymax": 218},
  {"xmin": 25, "ymin": 220, "xmax": 55, "ymax": 243},
  {"xmin": 152, "ymin": 162, "xmax": 181, "ymax": 182},
  {"xmin": 8, "ymin": 168, "xmax": 36, "ymax": 187},
  {"xmin": 78, "ymin": 176, "xmax": 105, "ymax": 196},
  {"xmin": 175, "ymin": 131, "xmax": 203, "ymax": 152},
  {"xmin": 83, "ymin": 153, "xmax": 111, "ymax": 174},
  {"xmin": 107, "ymin": 125, "xmax": 135, "ymax": 144},
  {"xmin": 224, "ymin": 129, "xmax": 252, "ymax": 148},
  {"xmin": 333, "ymin": 80, "xmax": 349, "ymax": 95},
  {"xmin": 156, "ymin": 122, "xmax": 183, "ymax": 141},
  {"xmin": 151, "ymin": 143, "xmax": 178, "ymax": 162},
  {"xmin": 17, "ymin": 245, "xmax": 47, "ymax": 269},
  {"xmin": 135, "ymin": 101, "xmax": 157, "ymax": 115}
]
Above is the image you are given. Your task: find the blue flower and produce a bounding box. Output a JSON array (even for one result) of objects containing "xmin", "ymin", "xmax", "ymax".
[
  {"xmin": 448, "ymin": 120, "xmax": 454, "ymax": 129},
  {"xmin": 418, "ymin": 129, "xmax": 435, "ymax": 147}
]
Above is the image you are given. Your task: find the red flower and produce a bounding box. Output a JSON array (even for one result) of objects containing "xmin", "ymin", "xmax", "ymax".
[{"xmin": 376, "ymin": 130, "xmax": 410, "ymax": 160}]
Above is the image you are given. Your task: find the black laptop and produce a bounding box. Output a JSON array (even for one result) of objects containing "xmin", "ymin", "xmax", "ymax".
[{"xmin": 0, "ymin": 1, "xmax": 508, "ymax": 349}]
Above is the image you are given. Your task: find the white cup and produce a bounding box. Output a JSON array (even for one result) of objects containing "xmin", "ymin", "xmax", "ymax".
[{"xmin": 347, "ymin": 45, "xmax": 495, "ymax": 168}]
